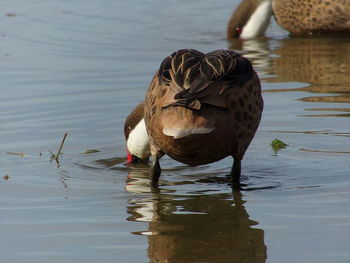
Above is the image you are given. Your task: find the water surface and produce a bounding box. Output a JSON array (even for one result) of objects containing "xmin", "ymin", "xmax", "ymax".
[{"xmin": 1, "ymin": 1, "xmax": 350, "ymax": 262}]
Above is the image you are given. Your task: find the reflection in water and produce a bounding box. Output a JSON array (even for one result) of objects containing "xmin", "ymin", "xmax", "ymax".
[
  {"xmin": 57, "ymin": 168, "xmax": 70, "ymax": 189},
  {"xmin": 229, "ymin": 38, "xmax": 273, "ymax": 76},
  {"xmin": 267, "ymin": 37, "xmax": 350, "ymax": 87},
  {"xmin": 230, "ymin": 37, "xmax": 350, "ymax": 117},
  {"xmin": 126, "ymin": 170, "xmax": 266, "ymax": 263},
  {"xmin": 265, "ymin": 37, "xmax": 350, "ymax": 116},
  {"xmin": 95, "ymin": 156, "xmax": 127, "ymax": 168}
]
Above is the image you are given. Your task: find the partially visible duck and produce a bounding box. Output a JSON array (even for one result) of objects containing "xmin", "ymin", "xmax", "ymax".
[
  {"xmin": 124, "ymin": 49, "xmax": 263, "ymax": 185},
  {"xmin": 124, "ymin": 102, "xmax": 150, "ymax": 163},
  {"xmin": 227, "ymin": 0, "xmax": 273, "ymax": 39},
  {"xmin": 227, "ymin": 0, "xmax": 350, "ymax": 39}
]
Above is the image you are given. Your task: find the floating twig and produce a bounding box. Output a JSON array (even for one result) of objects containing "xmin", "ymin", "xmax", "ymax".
[
  {"xmin": 55, "ymin": 132, "xmax": 68, "ymax": 162},
  {"xmin": 6, "ymin": 152, "xmax": 25, "ymax": 157}
]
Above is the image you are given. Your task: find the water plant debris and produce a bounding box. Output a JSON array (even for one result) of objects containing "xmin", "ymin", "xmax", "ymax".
[
  {"xmin": 271, "ymin": 139, "xmax": 288, "ymax": 153},
  {"xmin": 52, "ymin": 133, "xmax": 68, "ymax": 163},
  {"xmin": 3, "ymin": 175, "xmax": 10, "ymax": 180},
  {"xmin": 6, "ymin": 152, "xmax": 25, "ymax": 157}
]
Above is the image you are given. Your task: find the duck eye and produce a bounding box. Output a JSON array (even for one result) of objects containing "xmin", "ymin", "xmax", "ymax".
[
  {"xmin": 124, "ymin": 125, "xmax": 132, "ymax": 139},
  {"xmin": 236, "ymin": 27, "xmax": 242, "ymax": 35}
]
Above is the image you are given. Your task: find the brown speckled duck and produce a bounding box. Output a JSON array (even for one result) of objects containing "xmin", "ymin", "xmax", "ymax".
[
  {"xmin": 227, "ymin": 0, "xmax": 350, "ymax": 39},
  {"xmin": 124, "ymin": 49, "xmax": 263, "ymax": 185}
]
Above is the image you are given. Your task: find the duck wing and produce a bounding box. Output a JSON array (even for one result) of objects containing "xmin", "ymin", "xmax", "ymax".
[{"xmin": 158, "ymin": 49, "xmax": 254, "ymax": 110}]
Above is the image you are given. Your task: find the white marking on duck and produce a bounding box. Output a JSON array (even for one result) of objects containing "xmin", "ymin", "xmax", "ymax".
[
  {"xmin": 163, "ymin": 127, "xmax": 215, "ymax": 139},
  {"xmin": 127, "ymin": 118, "xmax": 150, "ymax": 160},
  {"xmin": 240, "ymin": 0, "xmax": 272, "ymax": 39}
]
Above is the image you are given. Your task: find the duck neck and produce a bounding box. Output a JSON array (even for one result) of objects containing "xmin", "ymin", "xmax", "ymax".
[{"xmin": 240, "ymin": 0, "xmax": 273, "ymax": 39}]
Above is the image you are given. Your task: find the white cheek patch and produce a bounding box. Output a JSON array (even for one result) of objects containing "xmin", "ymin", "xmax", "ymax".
[
  {"xmin": 127, "ymin": 119, "xmax": 151, "ymax": 160},
  {"xmin": 240, "ymin": 0, "xmax": 272, "ymax": 39}
]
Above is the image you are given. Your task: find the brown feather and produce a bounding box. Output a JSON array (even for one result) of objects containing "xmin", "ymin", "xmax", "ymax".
[{"xmin": 144, "ymin": 49, "xmax": 263, "ymax": 167}]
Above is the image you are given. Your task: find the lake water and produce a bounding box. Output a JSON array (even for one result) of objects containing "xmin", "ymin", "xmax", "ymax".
[{"xmin": 1, "ymin": 1, "xmax": 350, "ymax": 262}]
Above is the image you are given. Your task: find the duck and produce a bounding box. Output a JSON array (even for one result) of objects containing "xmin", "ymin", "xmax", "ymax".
[
  {"xmin": 124, "ymin": 49, "xmax": 263, "ymax": 186},
  {"xmin": 227, "ymin": 0, "xmax": 350, "ymax": 39}
]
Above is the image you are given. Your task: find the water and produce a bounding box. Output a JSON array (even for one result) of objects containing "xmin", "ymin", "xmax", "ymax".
[{"xmin": 1, "ymin": 1, "xmax": 350, "ymax": 262}]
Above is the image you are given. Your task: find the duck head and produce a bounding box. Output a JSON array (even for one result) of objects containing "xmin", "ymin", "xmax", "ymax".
[
  {"xmin": 124, "ymin": 102, "xmax": 151, "ymax": 164},
  {"xmin": 227, "ymin": 0, "xmax": 273, "ymax": 40}
]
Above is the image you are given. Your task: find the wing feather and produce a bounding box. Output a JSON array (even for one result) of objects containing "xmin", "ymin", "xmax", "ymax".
[{"xmin": 157, "ymin": 49, "xmax": 254, "ymax": 110}]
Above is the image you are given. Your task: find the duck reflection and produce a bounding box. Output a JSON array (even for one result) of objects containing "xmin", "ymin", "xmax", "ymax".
[
  {"xmin": 266, "ymin": 37, "xmax": 350, "ymax": 117},
  {"xmin": 267, "ymin": 37, "xmax": 350, "ymax": 90},
  {"xmin": 229, "ymin": 36, "xmax": 350, "ymax": 116},
  {"xmin": 228, "ymin": 38, "xmax": 273, "ymax": 76},
  {"xmin": 126, "ymin": 169, "xmax": 266, "ymax": 263}
]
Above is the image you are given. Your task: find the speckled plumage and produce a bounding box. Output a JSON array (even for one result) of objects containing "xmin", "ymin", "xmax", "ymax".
[
  {"xmin": 143, "ymin": 49, "xmax": 263, "ymax": 183},
  {"xmin": 227, "ymin": 0, "xmax": 350, "ymax": 38},
  {"xmin": 273, "ymin": 0, "xmax": 350, "ymax": 35}
]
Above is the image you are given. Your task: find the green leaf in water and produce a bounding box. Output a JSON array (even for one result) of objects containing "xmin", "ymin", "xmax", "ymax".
[
  {"xmin": 82, "ymin": 149, "xmax": 101, "ymax": 154},
  {"xmin": 271, "ymin": 139, "xmax": 288, "ymax": 153}
]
